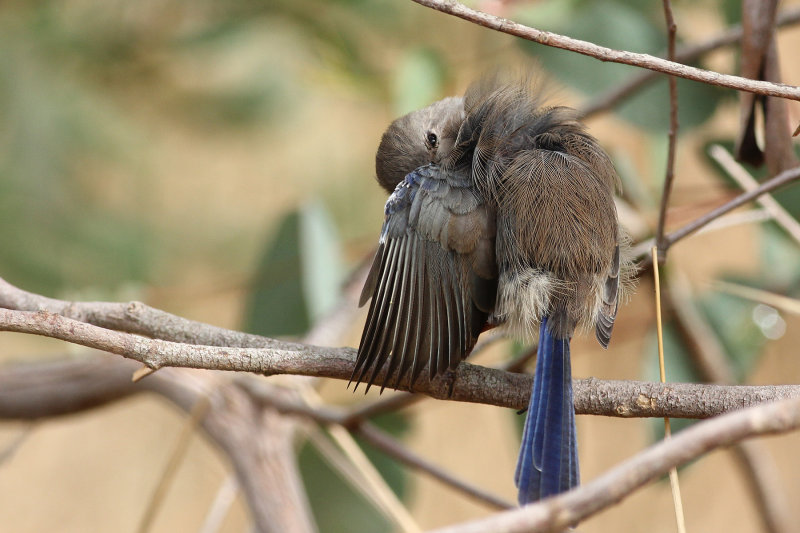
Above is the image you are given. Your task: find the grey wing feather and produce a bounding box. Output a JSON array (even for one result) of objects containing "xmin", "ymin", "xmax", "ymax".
[
  {"xmin": 351, "ymin": 165, "xmax": 496, "ymax": 392},
  {"xmin": 595, "ymin": 244, "xmax": 620, "ymax": 348}
]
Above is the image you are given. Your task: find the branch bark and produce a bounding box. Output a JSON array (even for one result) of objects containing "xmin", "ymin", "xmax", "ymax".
[
  {"xmin": 581, "ymin": 5, "xmax": 800, "ymax": 118},
  {"xmin": 2, "ymin": 307, "xmax": 799, "ymax": 419},
  {"xmin": 0, "ymin": 358, "xmax": 315, "ymax": 533}
]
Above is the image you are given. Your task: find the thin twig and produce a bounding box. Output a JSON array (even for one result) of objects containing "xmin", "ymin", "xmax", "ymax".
[
  {"xmin": 137, "ymin": 395, "xmax": 211, "ymax": 533},
  {"xmin": 631, "ymin": 210, "xmax": 772, "ymax": 260},
  {"xmin": 410, "ymin": 0, "xmax": 800, "ymax": 101},
  {"xmin": 581, "ymin": 6, "xmax": 800, "ymax": 118},
  {"xmin": 664, "ymin": 165, "xmax": 800, "ymax": 247},
  {"xmin": 355, "ymin": 423, "xmax": 515, "ymax": 510},
  {"xmin": 0, "ymin": 423, "xmax": 37, "ymax": 465},
  {"xmin": 198, "ymin": 475, "xmax": 239, "ymax": 533},
  {"xmin": 651, "ymin": 246, "xmax": 686, "ymax": 533},
  {"xmin": 655, "ymin": 0, "xmax": 680, "ymax": 257},
  {"xmin": 712, "ymin": 280, "xmax": 800, "ymax": 314},
  {"xmin": 709, "ymin": 144, "xmax": 800, "ymax": 246}
]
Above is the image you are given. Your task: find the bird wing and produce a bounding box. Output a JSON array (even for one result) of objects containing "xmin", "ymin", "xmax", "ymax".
[
  {"xmin": 352, "ymin": 164, "xmax": 496, "ymax": 393},
  {"xmin": 595, "ymin": 243, "xmax": 620, "ymax": 348}
]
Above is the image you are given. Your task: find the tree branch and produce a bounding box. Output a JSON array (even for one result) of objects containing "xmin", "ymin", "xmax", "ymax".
[
  {"xmin": 0, "ymin": 277, "xmax": 297, "ymax": 350},
  {"xmin": 0, "ymin": 357, "xmax": 314, "ymax": 533},
  {"xmin": 655, "ymin": 0, "xmax": 680, "ymax": 257},
  {"xmin": 429, "ymin": 397, "xmax": 800, "ymax": 533},
  {"xmin": 581, "ymin": 5, "xmax": 800, "ymax": 118},
  {"xmin": 664, "ymin": 164, "xmax": 800, "ymax": 246},
  {"xmin": 2, "ymin": 307, "xmax": 799, "ymax": 419},
  {"xmin": 410, "ymin": 0, "xmax": 800, "ymax": 101}
]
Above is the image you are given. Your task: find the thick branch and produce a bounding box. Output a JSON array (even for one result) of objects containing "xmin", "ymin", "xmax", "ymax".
[
  {"xmin": 410, "ymin": 0, "xmax": 800, "ymax": 101},
  {"xmin": 2, "ymin": 308, "xmax": 799, "ymax": 419},
  {"xmin": 430, "ymin": 397, "xmax": 800, "ymax": 533},
  {"xmin": 0, "ymin": 278, "xmax": 297, "ymax": 350},
  {"xmin": 0, "ymin": 357, "xmax": 315, "ymax": 533}
]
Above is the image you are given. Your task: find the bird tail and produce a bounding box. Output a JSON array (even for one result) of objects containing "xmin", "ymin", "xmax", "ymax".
[{"xmin": 515, "ymin": 316, "xmax": 579, "ymax": 504}]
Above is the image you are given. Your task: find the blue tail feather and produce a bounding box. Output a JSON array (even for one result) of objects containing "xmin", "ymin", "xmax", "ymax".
[{"xmin": 515, "ymin": 316, "xmax": 579, "ymax": 504}]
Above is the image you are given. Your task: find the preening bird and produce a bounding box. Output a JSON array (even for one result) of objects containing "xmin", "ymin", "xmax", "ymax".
[{"xmin": 351, "ymin": 75, "xmax": 628, "ymax": 504}]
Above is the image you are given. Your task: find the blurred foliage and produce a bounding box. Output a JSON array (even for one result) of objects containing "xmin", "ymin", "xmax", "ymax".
[
  {"xmin": 243, "ymin": 202, "xmax": 344, "ymax": 337},
  {"xmin": 703, "ymin": 139, "xmax": 800, "ymax": 221},
  {"xmin": 759, "ymin": 224, "xmax": 800, "ymax": 291},
  {"xmin": 299, "ymin": 413, "xmax": 410, "ymax": 533},
  {"xmin": 0, "ymin": 21, "xmax": 152, "ymax": 295},
  {"xmin": 698, "ymin": 285, "xmax": 767, "ymax": 381},
  {"xmin": 0, "ymin": 0, "xmax": 414, "ymax": 296},
  {"xmin": 514, "ymin": 0, "xmax": 727, "ymax": 133},
  {"xmin": 241, "ymin": 203, "xmax": 408, "ymax": 529},
  {"xmin": 391, "ymin": 47, "xmax": 448, "ymax": 116}
]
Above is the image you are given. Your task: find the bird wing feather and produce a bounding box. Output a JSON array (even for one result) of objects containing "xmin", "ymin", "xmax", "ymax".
[{"xmin": 352, "ymin": 164, "xmax": 496, "ymax": 392}]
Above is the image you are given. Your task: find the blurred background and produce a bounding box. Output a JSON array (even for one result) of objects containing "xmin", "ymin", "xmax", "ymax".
[{"xmin": 1, "ymin": 0, "xmax": 800, "ymax": 531}]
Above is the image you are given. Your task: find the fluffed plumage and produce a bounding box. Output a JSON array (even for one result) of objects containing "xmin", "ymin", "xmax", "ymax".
[{"xmin": 351, "ymin": 74, "xmax": 628, "ymax": 504}]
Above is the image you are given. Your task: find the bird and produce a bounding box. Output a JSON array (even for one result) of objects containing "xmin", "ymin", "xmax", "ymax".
[{"xmin": 350, "ymin": 74, "xmax": 628, "ymax": 504}]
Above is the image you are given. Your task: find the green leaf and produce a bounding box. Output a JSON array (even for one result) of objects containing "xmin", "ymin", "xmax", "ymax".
[
  {"xmin": 618, "ymin": 76, "xmax": 725, "ymax": 132},
  {"xmin": 699, "ymin": 285, "xmax": 765, "ymax": 381},
  {"xmin": 520, "ymin": 1, "xmax": 662, "ymax": 94},
  {"xmin": 299, "ymin": 413, "xmax": 410, "ymax": 533},
  {"xmin": 244, "ymin": 210, "xmax": 309, "ymax": 337},
  {"xmin": 243, "ymin": 201, "xmax": 344, "ymax": 337},
  {"xmin": 299, "ymin": 200, "xmax": 346, "ymax": 323},
  {"xmin": 759, "ymin": 224, "xmax": 800, "ymax": 289}
]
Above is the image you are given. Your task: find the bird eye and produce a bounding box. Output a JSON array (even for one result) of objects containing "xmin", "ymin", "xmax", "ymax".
[{"xmin": 426, "ymin": 132, "xmax": 438, "ymax": 148}]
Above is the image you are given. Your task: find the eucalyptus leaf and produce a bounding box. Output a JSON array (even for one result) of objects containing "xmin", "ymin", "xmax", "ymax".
[
  {"xmin": 299, "ymin": 200, "xmax": 346, "ymax": 323},
  {"xmin": 243, "ymin": 201, "xmax": 344, "ymax": 337},
  {"xmin": 520, "ymin": 0, "xmax": 662, "ymax": 94},
  {"xmin": 759, "ymin": 224, "xmax": 800, "ymax": 289},
  {"xmin": 244, "ymin": 210, "xmax": 309, "ymax": 337},
  {"xmin": 699, "ymin": 287, "xmax": 765, "ymax": 381},
  {"xmin": 299, "ymin": 413, "xmax": 410, "ymax": 533}
]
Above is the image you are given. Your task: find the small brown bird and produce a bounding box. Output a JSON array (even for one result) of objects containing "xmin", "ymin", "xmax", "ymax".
[{"xmin": 351, "ymin": 74, "xmax": 627, "ymax": 504}]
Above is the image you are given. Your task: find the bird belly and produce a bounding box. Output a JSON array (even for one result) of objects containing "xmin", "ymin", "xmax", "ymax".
[{"xmin": 490, "ymin": 268, "xmax": 558, "ymax": 340}]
